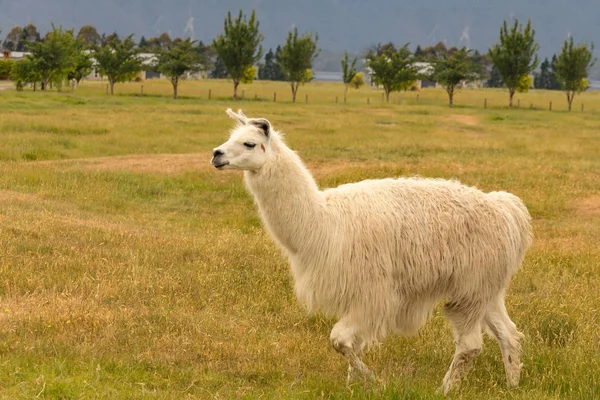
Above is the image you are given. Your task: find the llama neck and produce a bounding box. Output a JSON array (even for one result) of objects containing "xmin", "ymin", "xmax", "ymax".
[{"xmin": 244, "ymin": 136, "xmax": 325, "ymax": 255}]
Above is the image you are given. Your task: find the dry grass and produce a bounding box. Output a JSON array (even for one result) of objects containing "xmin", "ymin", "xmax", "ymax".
[{"xmin": 0, "ymin": 80, "xmax": 599, "ymax": 399}]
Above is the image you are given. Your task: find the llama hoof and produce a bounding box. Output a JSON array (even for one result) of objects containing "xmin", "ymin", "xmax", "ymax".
[
  {"xmin": 346, "ymin": 364, "xmax": 375, "ymax": 385},
  {"xmin": 442, "ymin": 372, "xmax": 459, "ymax": 395}
]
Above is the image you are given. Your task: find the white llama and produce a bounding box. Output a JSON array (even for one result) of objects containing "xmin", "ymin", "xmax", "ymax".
[{"xmin": 211, "ymin": 109, "xmax": 532, "ymax": 393}]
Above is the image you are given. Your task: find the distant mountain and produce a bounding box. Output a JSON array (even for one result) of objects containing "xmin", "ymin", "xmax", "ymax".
[{"xmin": 1, "ymin": 0, "xmax": 598, "ymax": 76}]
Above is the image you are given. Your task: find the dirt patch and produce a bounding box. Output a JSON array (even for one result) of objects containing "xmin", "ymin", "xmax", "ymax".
[
  {"xmin": 446, "ymin": 115, "xmax": 479, "ymax": 126},
  {"xmin": 0, "ymin": 190, "xmax": 40, "ymax": 203},
  {"xmin": 35, "ymin": 154, "xmax": 403, "ymax": 179},
  {"xmin": 309, "ymin": 160, "xmax": 401, "ymax": 180},
  {"xmin": 38, "ymin": 154, "xmax": 211, "ymax": 175},
  {"xmin": 573, "ymin": 195, "xmax": 600, "ymax": 217}
]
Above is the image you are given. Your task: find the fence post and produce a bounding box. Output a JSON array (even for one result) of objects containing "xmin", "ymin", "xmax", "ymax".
[
  {"xmin": 367, "ymin": 97, "xmax": 370, "ymax": 105},
  {"xmin": 549, "ymin": 101, "xmax": 552, "ymax": 111},
  {"xmin": 273, "ymin": 92, "xmax": 276, "ymax": 102},
  {"xmin": 254, "ymin": 94, "xmax": 258, "ymax": 101},
  {"xmin": 141, "ymin": 85, "xmax": 144, "ymax": 96},
  {"xmin": 484, "ymin": 98, "xmax": 487, "ymax": 109},
  {"xmin": 305, "ymin": 94, "xmax": 308, "ymax": 104},
  {"xmin": 381, "ymin": 93, "xmax": 384, "ymax": 102},
  {"xmin": 417, "ymin": 94, "xmax": 420, "ymax": 102},
  {"xmin": 208, "ymin": 89, "xmax": 211, "ymax": 100},
  {"xmin": 582, "ymin": 103, "xmax": 584, "ymax": 112}
]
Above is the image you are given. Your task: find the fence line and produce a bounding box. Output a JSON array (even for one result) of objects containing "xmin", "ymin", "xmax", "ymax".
[{"xmin": 58, "ymin": 82, "xmax": 595, "ymax": 113}]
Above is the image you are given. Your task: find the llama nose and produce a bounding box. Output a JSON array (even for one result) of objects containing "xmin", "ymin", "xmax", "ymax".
[{"xmin": 213, "ymin": 148, "xmax": 224, "ymax": 157}]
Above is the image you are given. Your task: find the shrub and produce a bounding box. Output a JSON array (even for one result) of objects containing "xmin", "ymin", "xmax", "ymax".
[{"xmin": 0, "ymin": 59, "xmax": 15, "ymax": 80}]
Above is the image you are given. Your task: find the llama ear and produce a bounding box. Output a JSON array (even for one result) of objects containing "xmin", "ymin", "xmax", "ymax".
[
  {"xmin": 249, "ymin": 118, "xmax": 271, "ymax": 137},
  {"xmin": 225, "ymin": 108, "xmax": 248, "ymax": 125}
]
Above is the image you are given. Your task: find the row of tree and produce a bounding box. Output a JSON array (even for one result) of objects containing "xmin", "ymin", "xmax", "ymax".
[
  {"xmin": 1, "ymin": 24, "xmax": 206, "ymax": 98},
  {"xmin": 1, "ymin": 16, "xmax": 596, "ymax": 108},
  {"xmin": 0, "ymin": 11, "xmax": 320, "ymax": 101},
  {"xmin": 362, "ymin": 19, "xmax": 595, "ymax": 110}
]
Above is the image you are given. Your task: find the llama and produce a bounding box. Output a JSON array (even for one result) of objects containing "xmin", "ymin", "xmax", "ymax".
[{"xmin": 211, "ymin": 109, "xmax": 532, "ymax": 393}]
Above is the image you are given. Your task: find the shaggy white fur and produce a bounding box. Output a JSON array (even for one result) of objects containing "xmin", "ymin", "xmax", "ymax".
[{"xmin": 211, "ymin": 109, "xmax": 533, "ymax": 393}]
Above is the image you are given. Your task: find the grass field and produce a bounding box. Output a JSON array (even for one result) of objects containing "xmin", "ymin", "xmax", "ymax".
[{"xmin": 1, "ymin": 79, "xmax": 599, "ymax": 399}]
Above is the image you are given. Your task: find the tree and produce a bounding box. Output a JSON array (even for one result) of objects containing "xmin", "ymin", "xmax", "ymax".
[
  {"xmin": 146, "ymin": 32, "xmax": 172, "ymax": 52},
  {"xmin": 366, "ymin": 43, "xmax": 417, "ymax": 102},
  {"xmin": 77, "ymin": 25, "xmax": 101, "ymax": 47},
  {"xmin": 68, "ymin": 48, "xmax": 93, "ymax": 84},
  {"xmin": 3, "ymin": 26, "xmax": 24, "ymax": 51},
  {"xmin": 154, "ymin": 38, "xmax": 205, "ymax": 99},
  {"xmin": 421, "ymin": 41, "xmax": 450, "ymax": 60},
  {"xmin": 554, "ymin": 37, "xmax": 596, "ymax": 111},
  {"xmin": 471, "ymin": 50, "xmax": 493, "ymax": 79},
  {"xmin": 489, "ymin": 19, "xmax": 539, "ymax": 108},
  {"xmin": 23, "ymin": 24, "xmax": 41, "ymax": 43},
  {"xmin": 139, "ymin": 36, "xmax": 148, "ymax": 51},
  {"xmin": 212, "ymin": 9, "xmax": 263, "ymax": 99},
  {"xmin": 210, "ymin": 56, "xmax": 228, "ymax": 78},
  {"xmin": 27, "ymin": 24, "xmax": 78, "ymax": 90},
  {"xmin": 341, "ymin": 51, "xmax": 358, "ymax": 98},
  {"xmin": 0, "ymin": 59, "xmax": 14, "ymax": 80},
  {"xmin": 258, "ymin": 48, "xmax": 279, "ymax": 80},
  {"xmin": 92, "ymin": 35, "xmax": 142, "ymax": 95},
  {"xmin": 534, "ymin": 57, "xmax": 552, "ymax": 89},
  {"xmin": 486, "ymin": 66, "xmax": 504, "ymax": 88},
  {"xmin": 10, "ymin": 58, "xmax": 42, "ymax": 90},
  {"xmin": 278, "ymin": 27, "xmax": 319, "ymax": 102},
  {"xmin": 428, "ymin": 47, "xmax": 480, "ymax": 107},
  {"xmin": 273, "ymin": 45, "xmax": 286, "ymax": 80},
  {"xmin": 104, "ymin": 32, "xmax": 119, "ymax": 45},
  {"xmin": 414, "ymin": 45, "xmax": 424, "ymax": 59},
  {"xmin": 548, "ymin": 54, "xmax": 562, "ymax": 90}
]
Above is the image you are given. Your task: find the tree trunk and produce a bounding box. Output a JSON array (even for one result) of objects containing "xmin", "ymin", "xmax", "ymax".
[
  {"xmin": 42, "ymin": 80, "xmax": 48, "ymax": 91},
  {"xmin": 110, "ymin": 81, "xmax": 115, "ymax": 95},
  {"xmin": 292, "ymin": 82, "xmax": 297, "ymax": 103},
  {"xmin": 33, "ymin": 82, "xmax": 37, "ymax": 92},
  {"xmin": 567, "ymin": 91, "xmax": 573, "ymax": 112},
  {"xmin": 385, "ymin": 89, "xmax": 390, "ymax": 103},
  {"xmin": 233, "ymin": 80, "xmax": 239, "ymax": 100},
  {"xmin": 173, "ymin": 78, "xmax": 178, "ymax": 100},
  {"xmin": 344, "ymin": 85, "xmax": 349, "ymax": 99},
  {"xmin": 449, "ymin": 92, "xmax": 453, "ymax": 108},
  {"xmin": 509, "ymin": 89, "xmax": 515, "ymax": 108}
]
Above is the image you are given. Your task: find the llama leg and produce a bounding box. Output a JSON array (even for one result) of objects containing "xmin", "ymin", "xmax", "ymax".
[
  {"xmin": 484, "ymin": 295, "xmax": 524, "ymax": 387},
  {"xmin": 330, "ymin": 318, "xmax": 373, "ymax": 383},
  {"xmin": 442, "ymin": 302, "xmax": 484, "ymax": 394}
]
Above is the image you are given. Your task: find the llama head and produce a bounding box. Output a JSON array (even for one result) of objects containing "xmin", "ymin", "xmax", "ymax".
[{"xmin": 211, "ymin": 109, "xmax": 272, "ymax": 171}]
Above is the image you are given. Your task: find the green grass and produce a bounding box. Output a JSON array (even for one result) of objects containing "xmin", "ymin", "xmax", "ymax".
[{"xmin": 1, "ymin": 80, "xmax": 599, "ymax": 399}]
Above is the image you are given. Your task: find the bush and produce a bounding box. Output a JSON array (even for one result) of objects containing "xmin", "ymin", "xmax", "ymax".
[
  {"xmin": 0, "ymin": 59, "xmax": 15, "ymax": 80},
  {"xmin": 350, "ymin": 72, "xmax": 365, "ymax": 89},
  {"xmin": 241, "ymin": 65, "xmax": 258, "ymax": 84},
  {"xmin": 517, "ymin": 74, "xmax": 533, "ymax": 93}
]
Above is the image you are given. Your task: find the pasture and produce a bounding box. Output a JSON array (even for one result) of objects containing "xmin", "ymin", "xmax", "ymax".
[{"xmin": 0, "ymin": 80, "xmax": 599, "ymax": 399}]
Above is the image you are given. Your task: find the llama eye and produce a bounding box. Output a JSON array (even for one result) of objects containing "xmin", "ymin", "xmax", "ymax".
[{"xmin": 244, "ymin": 142, "xmax": 256, "ymax": 149}]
